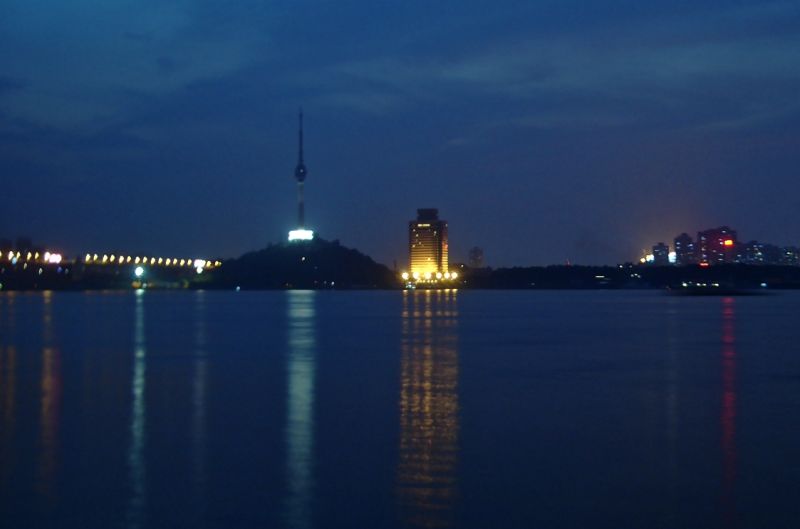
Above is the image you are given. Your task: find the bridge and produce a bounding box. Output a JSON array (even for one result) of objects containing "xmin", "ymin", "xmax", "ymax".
[{"xmin": 0, "ymin": 249, "xmax": 222, "ymax": 291}]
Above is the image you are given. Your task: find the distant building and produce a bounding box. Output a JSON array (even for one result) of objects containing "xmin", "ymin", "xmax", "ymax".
[
  {"xmin": 781, "ymin": 247, "xmax": 800, "ymax": 266},
  {"xmin": 697, "ymin": 226, "xmax": 737, "ymax": 264},
  {"xmin": 674, "ymin": 233, "xmax": 695, "ymax": 265},
  {"xmin": 468, "ymin": 246, "xmax": 484, "ymax": 268},
  {"xmin": 409, "ymin": 209, "xmax": 449, "ymax": 278},
  {"xmin": 652, "ymin": 243, "xmax": 670, "ymax": 265}
]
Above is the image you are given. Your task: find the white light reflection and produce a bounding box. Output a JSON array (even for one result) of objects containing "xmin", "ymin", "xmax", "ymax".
[
  {"xmin": 284, "ymin": 290, "xmax": 317, "ymax": 529},
  {"xmin": 192, "ymin": 291, "xmax": 208, "ymax": 512},
  {"xmin": 127, "ymin": 290, "xmax": 147, "ymax": 528}
]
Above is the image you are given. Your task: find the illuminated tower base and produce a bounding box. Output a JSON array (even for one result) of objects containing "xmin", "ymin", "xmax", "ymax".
[{"xmin": 288, "ymin": 229, "xmax": 314, "ymax": 242}]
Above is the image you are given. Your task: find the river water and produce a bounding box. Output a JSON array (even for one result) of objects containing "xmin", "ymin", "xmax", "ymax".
[{"xmin": 1, "ymin": 290, "xmax": 799, "ymax": 528}]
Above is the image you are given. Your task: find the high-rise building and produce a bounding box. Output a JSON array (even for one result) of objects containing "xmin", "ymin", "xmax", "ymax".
[
  {"xmin": 652, "ymin": 242, "xmax": 670, "ymax": 265},
  {"xmin": 674, "ymin": 233, "xmax": 695, "ymax": 265},
  {"xmin": 408, "ymin": 209, "xmax": 448, "ymax": 278},
  {"xmin": 697, "ymin": 226, "xmax": 737, "ymax": 264},
  {"xmin": 288, "ymin": 109, "xmax": 314, "ymax": 242}
]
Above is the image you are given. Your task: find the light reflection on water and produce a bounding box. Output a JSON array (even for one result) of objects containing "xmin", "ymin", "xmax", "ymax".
[
  {"xmin": 720, "ymin": 297, "xmax": 737, "ymax": 527},
  {"xmin": 0, "ymin": 290, "xmax": 797, "ymax": 529},
  {"xmin": 0, "ymin": 293, "xmax": 17, "ymax": 488},
  {"xmin": 284, "ymin": 290, "xmax": 317, "ymax": 529},
  {"xmin": 192, "ymin": 291, "xmax": 209, "ymax": 513},
  {"xmin": 127, "ymin": 290, "xmax": 147, "ymax": 529},
  {"xmin": 398, "ymin": 289, "xmax": 460, "ymax": 528},
  {"xmin": 36, "ymin": 291, "xmax": 60, "ymax": 501}
]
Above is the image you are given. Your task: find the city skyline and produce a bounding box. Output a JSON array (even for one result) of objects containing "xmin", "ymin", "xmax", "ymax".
[{"xmin": 2, "ymin": 2, "xmax": 800, "ymax": 266}]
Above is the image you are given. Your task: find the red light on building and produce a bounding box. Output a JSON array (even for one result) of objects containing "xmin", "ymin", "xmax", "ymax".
[{"xmin": 700, "ymin": 262, "xmax": 710, "ymax": 268}]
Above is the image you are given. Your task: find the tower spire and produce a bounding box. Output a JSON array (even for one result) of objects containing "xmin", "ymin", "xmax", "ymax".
[
  {"xmin": 297, "ymin": 107, "xmax": 304, "ymax": 165},
  {"xmin": 294, "ymin": 108, "xmax": 307, "ymax": 183},
  {"xmin": 287, "ymin": 109, "xmax": 314, "ymax": 241}
]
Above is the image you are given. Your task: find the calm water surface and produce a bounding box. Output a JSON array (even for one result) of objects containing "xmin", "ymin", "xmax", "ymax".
[{"xmin": 1, "ymin": 290, "xmax": 799, "ymax": 528}]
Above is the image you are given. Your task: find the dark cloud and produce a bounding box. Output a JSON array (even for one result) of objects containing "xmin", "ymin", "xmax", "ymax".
[{"xmin": 1, "ymin": 0, "xmax": 800, "ymax": 264}]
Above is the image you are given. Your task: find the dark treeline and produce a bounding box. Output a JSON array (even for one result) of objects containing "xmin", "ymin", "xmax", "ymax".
[
  {"xmin": 5, "ymin": 241, "xmax": 800, "ymax": 291},
  {"xmin": 464, "ymin": 264, "xmax": 800, "ymax": 289}
]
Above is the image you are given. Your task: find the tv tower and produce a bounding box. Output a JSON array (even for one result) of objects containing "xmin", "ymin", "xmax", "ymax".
[{"xmin": 288, "ymin": 108, "xmax": 314, "ymax": 241}]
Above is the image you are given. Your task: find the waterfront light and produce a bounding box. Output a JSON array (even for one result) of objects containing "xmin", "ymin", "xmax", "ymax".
[
  {"xmin": 401, "ymin": 272, "xmax": 409, "ymax": 280},
  {"xmin": 450, "ymin": 272, "xmax": 458, "ymax": 280},
  {"xmin": 134, "ymin": 266, "xmax": 144, "ymax": 278}
]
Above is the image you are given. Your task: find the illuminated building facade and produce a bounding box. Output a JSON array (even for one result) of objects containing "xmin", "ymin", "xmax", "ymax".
[
  {"xmin": 409, "ymin": 209, "xmax": 448, "ymax": 277},
  {"xmin": 698, "ymin": 226, "xmax": 737, "ymax": 264}
]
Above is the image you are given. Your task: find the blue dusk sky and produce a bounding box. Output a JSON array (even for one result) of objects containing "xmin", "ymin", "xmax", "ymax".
[{"xmin": 1, "ymin": 0, "xmax": 799, "ymax": 266}]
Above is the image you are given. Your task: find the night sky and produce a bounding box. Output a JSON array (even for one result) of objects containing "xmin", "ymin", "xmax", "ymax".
[{"xmin": 2, "ymin": 1, "xmax": 799, "ymax": 266}]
